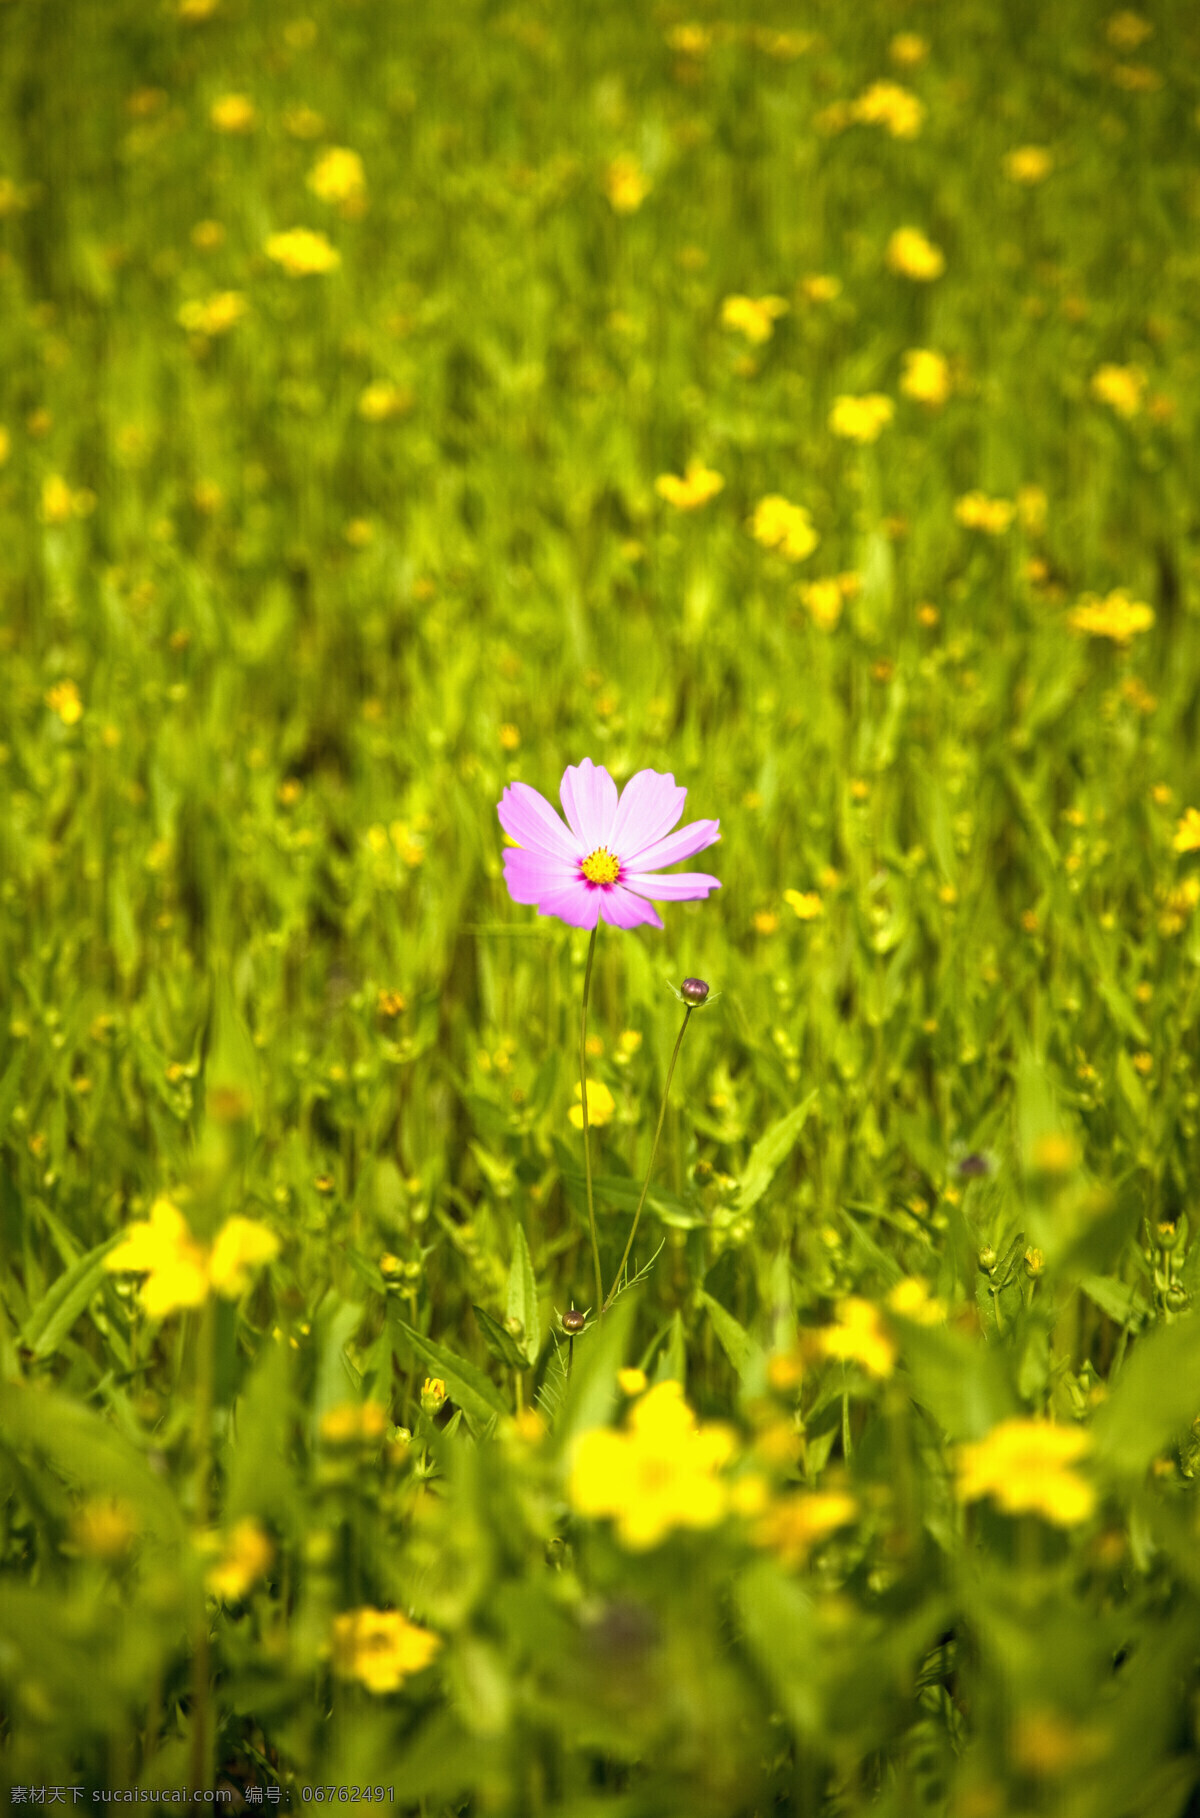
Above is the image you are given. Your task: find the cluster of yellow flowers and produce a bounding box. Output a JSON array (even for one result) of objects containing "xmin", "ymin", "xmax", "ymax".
[
  {"xmin": 751, "ymin": 495, "xmax": 818, "ymax": 561},
  {"xmin": 797, "ymin": 571, "xmax": 860, "ymax": 632},
  {"xmin": 958, "ymin": 1420, "xmax": 1094, "ymax": 1526},
  {"xmin": 207, "ymin": 1518, "xmax": 273, "ymax": 1602},
  {"xmin": 955, "ymin": 492, "xmax": 1016, "ymax": 535},
  {"xmin": 655, "ymin": 458, "xmax": 724, "ymax": 510},
  {"xmin": 900, "ymin": 348, "xmax": 951, "ymax": 407},
  {"xmin": 265, "ymin": 227, "xmax": 340, "ymax": 276},
  {"xmin": 104, "ymin": 1196, "xmax": 279, "ymax": 1318},
  {"xmin": 1090, "ymin": 363, "xmax": 1146, "ymax": 419},
  {"xmin": 177, "ymin": 290, "xmax": 247, "ymax": 337},
  {"xmin": 851, "ymin": 79, "xmax": 925, "ymax": 139},
  {"xmin": 720, "ymin": 294, "xmax": 788, "ymax": 344},
  {"xmin": 830, "ymin": 393, "xmax": 894, "ymax": 443},
  {"xmin": 1067, "ymin": 589, "xmax": 1154, "ymax": 643},
  {"xmin": 887, "ymin": 227, "xmax": 945, "ymax": 281},
  {"xmin": 46, "ymin": 679, "xmax": 84, "ymax": 725}
]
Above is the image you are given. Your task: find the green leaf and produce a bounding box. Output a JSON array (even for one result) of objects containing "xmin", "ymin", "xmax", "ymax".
[
  {"xmin": 472, "ymin": 1304, "xmax": 529, "ymax": 1371},
  {"xmin": 389, "ymin": 1312, "xmax": 508, "ymax": 1423},
  {"xmin": 550, "ymin": 1291, "xmax": 638, "ymax": 1458},
  {"xmin": 507, "ymin": 1223, "xmax": 540, "ymax": 1363},
  {"xmin": 0, "ymin": 1050, "xmax": 24, "ymax": 1146},
  {"xmin": 898, "ymin": 1319, "xmax": 1018, "ymax": 1440},
  {"xmin": 1080, "ymin": 1273, "xmax": 1148, "ymax": 1330},
  {"xmin": 736, "ymin": 1090, "xmax": 818, "ymax": 1213},
  {"xmin": 697, "ymin": 1289, "xmax": 765, "ymax": 1383},
  {"xmin": 654, "ymin": 1310, "xmax": 686, "ymax": 1387},
  {"xmin": 1092, "ymin": 1314, "xmax": 1200, "ymax": 1477},
  {"xmin": 735, "ymin": 1559, "xmax": 821, "ymax": 1740},
  {"xmin": 21, "ymin": 1236, "xmax": 118, "ymax": 1359}
]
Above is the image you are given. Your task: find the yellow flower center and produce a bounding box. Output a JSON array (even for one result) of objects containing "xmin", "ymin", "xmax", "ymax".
[{"xmin": 581, "ymin": 847, "xmax": 620, "ymax": 885}]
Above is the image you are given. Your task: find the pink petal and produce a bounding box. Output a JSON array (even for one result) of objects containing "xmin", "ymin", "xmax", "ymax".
[
  {"xmin": 560, "ymin": 758, "xmax": 618, "ymax": 850},
  {"xmin": 611, "ymin": 769, "xmax": 686, "ymax": 859},
  {"xmin": 598, "ymin": 885, "xmax": 665, "ymax": 931},
  {"xmin": 502, "ymin": 848, "xmax": 577, "ymax": 905},
  {"xmin": 498, "ymin": 783, "xmax": 579, "ymax": 863},
  {"xmin": 626, "ymin": 818, "xmax": 720, "ymax": 872},
  {"xmin": 624, "ymin": 870, "xmax": 722, "ymax": 902},
  {"xmin": 536, "ymin": 881, "xmax": 601, "ymax": 928}
]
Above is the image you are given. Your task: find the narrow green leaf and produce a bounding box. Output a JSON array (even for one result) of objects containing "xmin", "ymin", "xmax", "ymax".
[
  {"xmin": 1092, "ymin": 1314, "xmax": 1200, "ymax": 1477},
  {"xmin": 472, "ymin": 1304, "xmax": 529, "ymax": 1371},
  {"xmin": 1080, "ymin": 1274, "xmax": 1148, "ymax": 1330},
  {"xmin": 507, "ymin": 1223, "xmax": 540, "ymax": 1363},
  {"xmin": 697, "ymin": 1289, "xmax": 765, "ymax": 1383},
  {"xmin": 550, "ymin": 1291, "xmax": 638, "ymax": 1458},
  {"xmin": 736, "ymin": 1090, "xmax": 818, "ymax": 1213},
  {"xmin": 0, "ymin": 1051, "xmax": 24, "ymax": 1145},
  {"xmin": 389, "ymin": 1312, "xmax": 508, "ymax": 1422},
  {"xmin": 22, "ymin": 1236, "xmax": 118, "ymax": 1359}
]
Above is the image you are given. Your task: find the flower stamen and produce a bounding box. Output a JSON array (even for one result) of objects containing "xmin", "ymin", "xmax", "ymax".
[{"xmin": 581, "ymin": 848, "xmax": 621, "ymax": 886}]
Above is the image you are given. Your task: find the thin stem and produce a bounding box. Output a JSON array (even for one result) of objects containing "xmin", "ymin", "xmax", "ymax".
[
  {"xmin": 189, "ymin": 1294, "xmax": 215, "ymax": 1793},
  {"xmin": 604, "ymin": 1004, "xmax": 692, "ymax": 1312},
  {"xmin": 579, "ymin": 925, "xmax": 604, "ymax": 1314}
]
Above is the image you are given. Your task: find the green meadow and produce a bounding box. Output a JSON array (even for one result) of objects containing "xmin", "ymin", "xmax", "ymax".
[{"xmin": 4, "ymin": 0, "xmax": 1200, "ymax": 1808}]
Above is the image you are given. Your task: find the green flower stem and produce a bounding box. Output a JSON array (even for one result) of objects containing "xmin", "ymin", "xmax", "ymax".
[
  {"xmin": 189, "ymin": 1294, "xmax": 215, "ymax": 1793},
  {"xmin": 604, "ymin": 1003, "xmax": 693, "ymax": 1313},
  {"xmin": 579, "ymin": 925, "xmax": 604, "ymax": 1314}
]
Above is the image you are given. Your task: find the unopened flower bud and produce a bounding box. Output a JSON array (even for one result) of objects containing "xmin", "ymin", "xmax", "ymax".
[
  {"xmin": 561, "ymin": 1309, "xmax": 587, "ymax": 1335},
  {"xmin": 420, "ymin": 1376, "xmax": 446, "ymax": 1415},
  {"xmin": 504, "ymin": 1314, "xmax": 524, "ymax": 1340},
  {"xmin": 681, "ymin": 977, "xmax": 710, "ymax": 1007},
  {"xmin": 1156, "ymin": 1221, "xmax": 1181, "ymax": 1252},
  {"xmin": 1165, "ymin": 1285, "xmax": 1189, "ymax": 1312},
  {"xmin": 978, "ymin": 1245, "xmax": 997, "ymax": 1274},
  {"xmin": 1023, "ymin": 1246, "xmax": 1045, "ymax": 1279}
]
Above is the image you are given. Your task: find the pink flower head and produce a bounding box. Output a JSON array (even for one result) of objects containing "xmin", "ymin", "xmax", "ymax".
[{"xmin": 498, "ymin": 758, "xmax": 721, "ymax": 931}]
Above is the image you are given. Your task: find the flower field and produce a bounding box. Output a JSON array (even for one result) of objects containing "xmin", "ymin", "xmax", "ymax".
[{"xmin": 4, "ymin": 0, "xmax": 1200, "ymax": 1809}]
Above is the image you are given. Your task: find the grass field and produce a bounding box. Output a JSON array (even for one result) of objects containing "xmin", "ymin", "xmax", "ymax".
[{"xmin": 4, "ymin": 0, "xmax": 1200, "ymax": 1809}]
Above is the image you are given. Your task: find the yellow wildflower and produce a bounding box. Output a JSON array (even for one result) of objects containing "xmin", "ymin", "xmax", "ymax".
[
  {"xmin": 889, "ymin": 32, "xmax": 929, "ymax": 66},
  {"xmin": 800, "ymin": 273, "xmax": 842, "ymax": 303},
  {"xmin": 753, "ymin": 910, "xmax": 779, "ymax": 936},
  {"xmin": 853, "ymin": 80, "xmax": 924, "ymax": 139},
  {"xmin": 820, "ymin": 1299, "xmax": 896, "ymax": 1378},
  {"xmin": 331, "ymin": 1609, "xmax": 440, "ymax": 1693},
  {"xmin": 655, "ymin": 458, "xmax": 724, "ymax": 511},
  {"xmin": 0, "ymin": 426, "xmax": 9, "ymax": 465},
  {"xmin": 74, "ymin": 1497, "xmax": 137, "ymax": 1561},
  {"xmin": 264, "ymin": 227, "xmax": 340, "ymax": 276},
  {"xmin": 830, "ymin": 393, "xmax": 894, "ymax": 443},
  {"xmin": 46, "ymin": 679, "xmax": 83, "ymax": 725},
  {"xmin": 957, "ymin": 1419, "xmax": 1094, "ymax": 1525},
  {"xmin": 1174, "ymin": 808, "xmax": 1200, "ymax": 853},
  {"xmin": 721, "ymin": 294, "xmax": 789, "ymax": 344},
  {"xmin": 1067, "ymin": 589, "xmax": 1154, "ymax": 643},
  {"xmin": 900, "ymin": 348, "xmax": 950, "ymax": 407},
  {"xmin": 40, "ymin": 474, "xmax": 74, "ymax": 525},
  {"xmin": 1091, "ymin": 363, "xmax": 1145, "ymax": 419},
  {"xmin": 179, "ymin": 0, "xmax": 220, "ymax": 17},
  {"xmin": 568, "ymin": 1379, "xmax": 736, "ymax": 1550},
  {"xmin": 177, "ymin": 290, "xmax": 247, "ymax": 337},
  {"xmin": 1004, "ymin": 145, "xmax": 1053, "ymax": 184},
  {"xmin": 307, "ymin": 146, "xmax": 366, "ymax": 211},
  {"xmin": 358, "ymin": 380, "xmax": 412, "ymax": 421},
  {"xmin": 420, "ymin": 1377, "xmax": 446, "ymax": 1414},
  {"xmin": 751, "ymin": 494, "xmax": 818, "ymax": 561},
  {"xmin": 617, "ymin": 1029, "xmax": 642, "ymax": 1059},
  {"xmin": 784, "ymin": 889, "xmax": 823, "ymax": 920},
  {"xmin": 886, "ymin": 1277, "xmax": 945, "ymax": 1324},
  {"xmin": 617, "ymin": 1367, "xmax": 647, "ymax": 1396},
  {"xmin": 569, "ymin": 1078, "xmax": 615, "ymax": 1129},
  {"xmin": 208, "ymin": 1216, "xmax": 281, "ymax": 1296},
  {"xmin": 320, "ymin": 1401, "xmax": 389, "ymax": 1446},
  {"xmin": 886, "ymin": 227, "xmax": 945, "ymax": 281},
  {"xmin": 754, "ymin": 1490, "xmax": 858, "ymax": 1565},
  {"xmin": 799, "ymin": 577, "xmax": 844, "ymax": 631},
  {"xmin": 604, "ymin": 154, "xmax": 650, "ymax": 214},
  {"xmin": 666, "ymin": 24, "xmax": 712, "ymax": 56},
  {"xmin": 210, "ymin": 93, "xmax": 256, "ymax": 133},
  {"xmin": 955, "ymin": 492, "xmax": 1015, "ymax": 535},
  {"xmin": 207, "ymin": 1518, "xmax": 273, "ymax": 1602}
]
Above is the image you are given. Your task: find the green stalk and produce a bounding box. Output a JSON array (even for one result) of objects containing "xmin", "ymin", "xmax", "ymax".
[
  {"xmin": 604, "ymin": 1003, "xmax": 693, "ymax": 1312},
  {"xmin": 189, "ymin": 1294, "xmax": 215, "ymax": 1793},
  {"xmin": 578, "ymin": 925, "xmax": 604, "ymax": 1313}
]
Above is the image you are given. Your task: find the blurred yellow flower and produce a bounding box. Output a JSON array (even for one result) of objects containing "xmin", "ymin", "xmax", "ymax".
[
  {"xmin": 604, "ymin": 154, "xmax": 650, "ymax": 213},
  {"xmin": 655, "ymin": 458, "xmax": 724, "ymax": 510},
  {"xmin": 105, "ymin": 1199, "xmax": 278, "ymax": 1318},
  {"xmin": 568, "ymin": 1379, "xmax": 735, "ymax": 1549},
  {"xmin": 798, "ymin": 577, "xmax": 845, "ymax": 631},
  {"xmin": 1067, "ymin": 589, "xmax": 1154, "ymax": 643},
  {"xmin": 754, "ymin": 1490, "xmax": 857, "ymax": 1565},
  {"xmin": 887, "ymin": 227, "xmax": 945, "ymax": 281},
  {"xmin": 800, "ymin": 273, "xmax": 842, "ymax": 303},
  {"xmin": 74, "ymin": 1496, "xmax": 137, "ymax": 1560},
  {"xmin": 179, "ymin": 0, "xmax": 219, "ymax": 18},
  {"xmin": 208, "ymin": 1518, "xmax": 273, "ymax": 1602},
  {"xmin": 265, "ymin": 227, "xmax": 340, "ymax": 276},
  {"xmin": 957, "ymin": 1419, "xmax": 1094, "ymax": 1525},
  {"xmin": 320, "ymin": 1401, "xmax": 389, "ymax": 1445},
  {"xmin": 889, "ymin": 32, "xmax": 929, "ymax": 66},
  {"xmin": 191, "ymin": 219, "xmax": 225, "ymax": 250},
  {"xmin": 751, "ymin": 494, "xmax": 818, "ymax": 561},
  {"xmin": 40, "ymin": 474, "xmax": 74, "ymax": 524},
  {"xmin": 820, "ymin": 1299, "xmax": 896, "ymax": 1377},
  {"xmin": 46, "ymin": 679, "xmax": 83, "ymax": 725},
  {"xmin": 210, "ymin": 93, "xmax": 256, "ymax": 133},
  {"xmin": 886, "ymin": 1277, "xmax": 945, "ymax": 1324},
  {"xmin": 784, "ymin": 889, "xmax": 823, "ymax": 920},
  {"xmin": 1016, "ymin": 484, "xmax": 1048, "ymax": 535},
  {"xmin": 721, "ymin": 294, "xmax": 788, "ymax": 344},
  {"xmin": 666, "ymin": 23, "xmax": 712, "ymax": 56},
  {"xmin": 358, "ymin": 380, "xmax": 413, "ymax": 421},
  {"xmin": 1107, "ymin": 9, "xmax": 1152, "ymax": 49},
  {"xmin": 1004, "ymin": 145, "xmax": 1053, "ymax": 184},
  {"xmin": 955, "ymin": 492, "xmax": 1015, "ymax": 534},
  {"xmin": 308, "ymin": 146, "xmax": 366, "ymax": 211},
  {"xmin": 1091, "ymin": 363, "xmax": 1145, "ymax": 418},
  {"xmin": 617, "ymin": 1367, "xmax": 647, "ymax": 1396},
  {"xmin": 1173, "ymin": 809, "xmax": 1200, "ymax": 853},
  {"xmin": 900, "ymin": 348, "xmax": 950, "ymax": 407},
  {"xmin": 177, "ymin": 290, "xmax": 247, "ymax": 337},
  {"xmin": 569, "ymin": 1078, "xmax": 615, "ymax": 1129},
  {"xmin": 331, "ymin": 1608, "xmax": 440, "ymax": 1693},
  {"xmin": 853, "ymin": 80, "xmax": 924, "ymax": 139},
  {"xmin": 830, "ymin": 393, "xmax": 894, "ymax": 442},
  {"xmin": 0, "ymin": 426, "xmax": 10, "ymax": 465},
  {"xmin": 753, "ymin": 910, "xmax": 779, "ymax": 936}
]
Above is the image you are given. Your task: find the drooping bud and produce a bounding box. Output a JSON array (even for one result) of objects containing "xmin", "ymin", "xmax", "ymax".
[{"xmin": 681, "ymin": 977, "xmax": 710, "ymax": 1007}]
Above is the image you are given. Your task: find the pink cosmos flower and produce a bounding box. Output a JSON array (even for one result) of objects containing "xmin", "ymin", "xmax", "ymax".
[{"xmin": 498, "ymin": 758, "xmax": 721, "ymax": 931}]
